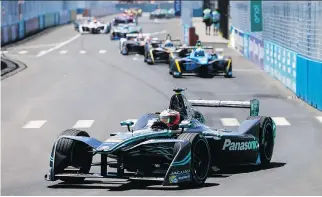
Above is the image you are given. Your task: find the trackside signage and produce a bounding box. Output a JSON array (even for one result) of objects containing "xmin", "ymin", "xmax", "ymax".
[
  {"xmin": 250, "ymin": 0, "xmax": 263, "ymax": 32},
  {"xmin": 174, "ymin": 0, "xmax": 181, "ymax": 17},
  {"xmin": 222, "ymin": 139, "xmax": 259, "ymax": 151}
]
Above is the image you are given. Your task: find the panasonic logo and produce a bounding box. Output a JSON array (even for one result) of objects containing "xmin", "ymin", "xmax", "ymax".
[{"xmin": 222, "ymin": 139, "xmax": 258, "ymax": 151}]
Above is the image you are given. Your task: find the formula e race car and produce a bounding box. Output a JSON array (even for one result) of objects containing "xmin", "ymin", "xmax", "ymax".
[
  {"xmin": 169, "ymin": 42, "xmax": 233, "ymax": 78},
  {"xmin": 44, "ymin": 88, "xmax": 276, "ymax": 188},
  {"xmin": 77, "ymin": 18, "xmax": 111, "ymax": 34},
  {"xmin": 166, "ymin": 9, "xmax": 176, "ymax": 19},
  {"xmin": 149, "ymin": 9, "xmax": 167, "ymax": 19},
  {"xmin": 110, "ymin": 23, "xmax": 142, "ymax": 40},
  {"xmin": 73, "ymin": 17, "xmax": 92, "ymax": 31},
  {"xmin": 119, "ymin": 33, "xmax": 150, "ymax": 55},
  {"xmin": 144, "ymin": 34, "xmax": 181, "ymax": 64},
  {"xmin": 112, "ymin": 14, "xmax": 137, "ymax": 27}
]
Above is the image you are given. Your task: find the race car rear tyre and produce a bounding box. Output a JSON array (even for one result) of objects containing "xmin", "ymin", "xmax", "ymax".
[
  {"xmin": 246, "ymin": 116, "xmax": 275, "ymax": 166},
  {"xmin": 55, "ymin": 129, "xmax": 93, "ymax": 183},
  {"xmin": 224, "ymin": 57, "xmax": 233, "ymax": 78},
  {"xmin": 175, "ymin": 133, "xmax": 211, "ymax": 188}
]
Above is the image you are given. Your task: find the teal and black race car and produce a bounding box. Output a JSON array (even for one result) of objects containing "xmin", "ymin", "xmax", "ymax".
[
  {"xmin": 169, "ymin": 41, "xmax": 233, "ymax": 78},
  {"xmin": 44, "ymin": 88, "xmax": 276, "ymax": 188}
]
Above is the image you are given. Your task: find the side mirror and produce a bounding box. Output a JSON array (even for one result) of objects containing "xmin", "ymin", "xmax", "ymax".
[
  {"xmin": 120, "ymin": 120, "xmax": 134, "ymax": 132},
  {"xmin": 120, "ymin": 120, "xmax": 134, "ymax": 127}
]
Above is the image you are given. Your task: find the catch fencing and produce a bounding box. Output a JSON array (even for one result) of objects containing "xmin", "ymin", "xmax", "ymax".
[
  {"xmin": 1, "ymin": 1, "xmax": 119, "ymax": 46},
  {"xmin": 229, "ymin": 1, "xmax": 322, "ymax": 111}
]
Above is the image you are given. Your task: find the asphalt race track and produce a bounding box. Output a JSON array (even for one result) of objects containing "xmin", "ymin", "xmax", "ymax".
[{"xmin": 2, "ymin": 14, "xmax": 322, "ymax": 195}]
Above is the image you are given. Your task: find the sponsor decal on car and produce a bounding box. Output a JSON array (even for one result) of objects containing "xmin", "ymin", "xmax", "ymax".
[
  {"xmin": 169, "ymin": 169, "xmax": 191, "ymax": 183},
  {"xmin": 222, "ymin": 139, "xmax": 258, "ymax": 151}
]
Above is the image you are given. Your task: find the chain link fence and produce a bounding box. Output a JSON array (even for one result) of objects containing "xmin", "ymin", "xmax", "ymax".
[{"xmin": 230, "ymin": 1, "xmax": 322, "ymax": 61}]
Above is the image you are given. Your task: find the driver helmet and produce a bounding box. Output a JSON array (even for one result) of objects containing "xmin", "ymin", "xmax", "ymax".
[
  {"xmin": 164, "ymin": 40, "xmax": 174, "ymax": 47},
  {"xmin": 196, "ymin": 40, "xmax": 202, "ymax": 48},
  {"xmin": 159, "ymin": 109, "xmax": 180, "ymax": 129},
  {"xmin": 151, "ymin": 39, "xmax": 160, "ymax": 48}
]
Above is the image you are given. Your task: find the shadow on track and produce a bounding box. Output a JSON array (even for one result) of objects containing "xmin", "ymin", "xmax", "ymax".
[
  {"xmin": 47, "ymin": 180, "xmax": 219, "ymax": 191},
  {"xmin": 210, "ymin": 162, "xmax": 286, "ymax": 178},
  {"xmin": 47, "ymin": 162, "xmax": 285, "ymax": 191}
]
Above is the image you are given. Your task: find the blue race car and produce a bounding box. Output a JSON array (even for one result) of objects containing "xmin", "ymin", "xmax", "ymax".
[{"xmin": 169, "ymin": 41, "xmax": 233, "ymax": 78}]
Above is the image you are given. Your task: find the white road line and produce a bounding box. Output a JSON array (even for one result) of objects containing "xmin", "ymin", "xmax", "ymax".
[
  {"xmin": 1, "ymin": 51, "xmax": 8, "ymax": 54},
  {"xmin": 59, "ymin": 50, "xmax": 67, "ymax": 54},
  {"xmin": 73, "ymin": 120, "xmax": 94, "ymax": 128},
  {"xmin": 6, "ymin": 43, "xmax": 59, "ymax": 50},
  {"xmin": 316, "ymin": 116, "xmax": 322, "ymax": 124},
  {"xmin": 220, "ymin": 118, "xmax": 240, "ymax": 126},
  {"xmin": 22, "ymin": 120, "xmax": 47, "ymax": 129},
  {"xmin": 80, "ymin": 50, "xmax": 86, "ymax": 54},
  {"xmin": 18, "ymin": 51, "xmax": 28, "ymax": 54},
  {"xmin": 272, "ymin": 117, "xmax": 291, "ymax": 126},
  {"xmin": 36, "ymin": 34, "xmax": 80, "ymax": 57},
  {"xmin": 99, "ymin": 50, "xmax": 106, "ymax": 54}
]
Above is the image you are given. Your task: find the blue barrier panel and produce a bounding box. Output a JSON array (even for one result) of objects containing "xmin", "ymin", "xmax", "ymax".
[
  {"xmin": 44, "ymin": 13, "xmax": 55, "ymax": 28},
  {"xmin": 243, "ymin": 33, "xmax": 249, "ymax": 58},
  {"xmin": 192, "ymin": 8, "xmax": 203, "ymax": 17},
  {"xmin": 39, "ymin": 15, "xmax": 45, "ymax": 30},
  {"xmin": 54, "ymin": 12, "xmax": 59, "ymax": 25},
  {"xmin": 2, "ymin": 26, "xmax": 9, "ymax": 44},
  {"xmin": 296, "ymin": 55, "xmax": 309, "ymax": 102},
  {"xmin": 11, "ymin": 23, "xmax": 18, "ymax": 42},
  {"xmin": 297, "ymin": 55, "xmax": 322, "ymax": 110},
  {"xmin": 19, "ymin": 20, "xmax": 25, "ymax": 39},
  {"xmin": 264, "ymin": 41, "xmax": 297, "ymax": 93},
  {"xmin": 76, "ymin": 8, "xmax": 85, "ymax": 14}
]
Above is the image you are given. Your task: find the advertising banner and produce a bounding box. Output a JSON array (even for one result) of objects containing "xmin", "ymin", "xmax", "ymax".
[
  {"xmin": 59, "ymin": 10, "xmax": 70, "ymax": 25},
  {"xmin": 236, "ymin": 29, "xmax": 244, "ymax": 54},
  {"xmin": 174, "ymin": 0, "xmax": 181, "ymax": 17},
  {"xmin": 250, "ymin": 0, "xmax": 263, "ymax": 32},
  {"xmin": 249, "ymin": 35, "xmax": 264, "ymax": 69},
  {"xmin": 25, "ymin": 17, "xmax": 39, "ymax": 35}
]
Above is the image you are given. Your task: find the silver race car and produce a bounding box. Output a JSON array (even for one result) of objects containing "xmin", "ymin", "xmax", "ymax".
[{"xmin": 78, "ymin": 18, "xmax": 111, "ymax": 34}]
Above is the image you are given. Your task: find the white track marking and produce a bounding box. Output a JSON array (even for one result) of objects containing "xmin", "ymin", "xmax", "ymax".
[
  {"xmin": 59, "ymin": 50, "xmax": 67, "ymax": 54},
  {"xmin": 22, "ymin": 120, "xmax": 47, "ymax": 129},
  {"xmin": 99, "ymin": 50, "xmax": 106, "ymax": 54},
  {"xmin": 1, "ymin": 51, "xmax": 8, "ymax": 54},
  {"xmin": 272, "ymin": 117, "xmax": 291, "ymax": 126},
  {"xmin": 36, "ymin": 34, "xmax": 80, "ymax": 57},
  {"xmin": 18, "ymin": 51, "xmax": 28, "ymax": 54},
  {"xmin": 220, "ymin": 118, "xmax": 240, "ymax": 126},
  {"xmin": 80, "ymin": 50, "xmax": 86, "ymax": 54},
  {"xmin": 73, "ymin": 120, "xmax": 94, "ymax": 128},
  {"xmin": 6, "ymin": 43, "xmax": 58, "ymax": 50},
  {"xmin": 316, "ymin": 116, "xmax": 322, "ymax": 124}
]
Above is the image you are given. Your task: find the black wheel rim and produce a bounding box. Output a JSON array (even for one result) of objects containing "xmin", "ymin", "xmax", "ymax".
[
  {"xmin": 263, "ymin": 124, "xmax": 273, "ymax": 159},
  {"xmin": 192, "ymin": 139, "xmax": 209, "ymax": 180}
]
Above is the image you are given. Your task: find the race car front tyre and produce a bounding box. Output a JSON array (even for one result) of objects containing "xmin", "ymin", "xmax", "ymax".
[
  {"xmin": 246, "ymin": 116, "xmax": 275, "ymax": 166},
  {"xmin": 175, "ymin": 133, "xmax": 211, "ymax": 188},
  {"xmin": 54, "ymin": 129, "xmax": 93, "ymax": 183},
  {"xmin": 121, "ymin": 45, "xmax": 129, "ymax": 55}
]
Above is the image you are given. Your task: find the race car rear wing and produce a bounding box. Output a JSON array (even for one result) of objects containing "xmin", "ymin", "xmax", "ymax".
[
  {"xmin": 126, "ymin": 33, "xmax": 150, "ymax": 38},
  {"xmin": 178, "ymin": 46, "xmax": 214, "ymax": 50},
  {"xmin": 188, "ymin": 99, "xmax": 259, "ymax": 116}
]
